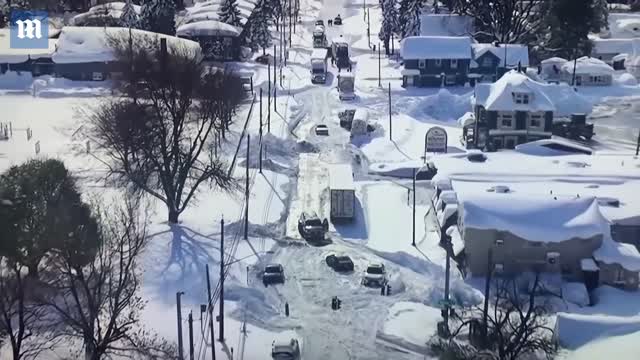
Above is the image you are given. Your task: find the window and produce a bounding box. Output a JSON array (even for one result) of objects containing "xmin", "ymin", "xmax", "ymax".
[
  {"xmin": 528, "ymin": 241, "xmax": 544, "ymax": 247},
  {"xmin": 589, "ymin": 75, "xmax": 608, "ymax": 84},
  {"xmin": 435, "ymin": 59, "xmax": 442, "ymax": 67},
  {"xmin": 492, "ymin": 137, "xmax": 503, "ymax": 149},
  {"xmin": 615, "ymin": 268, "xmax": 625, "ymax": 283},
  {"xmin": 512, "ymin": 92, "xmax": 530, "ymax": 104},
  {"xmin": 505, "ymin": 136, "xmax": 517, "ymax": 149},
  {"xmin": 482, "ymin": 57, "xmax": 493, "ymax": 67},
  {"xmin": 451, "ymin": 59, "xmax": 458, "ymax": 69},
  {"xmin": 494, "ymin": 263, "xmax": 504, "ymax": 273},
  {"xmin": 419, "ymin": 59, "xmax": 426, "ymax": 69},
  {"xmin": 495, "ymin": 239, "xmax": 504, "ymax": 246},
  {"xmin": 499, "ymin": 113, "xmax": 514, "ymax": 128},
  {"xmin": 529, "ymin": 114, "xmax": 543, "ymax": 128}
]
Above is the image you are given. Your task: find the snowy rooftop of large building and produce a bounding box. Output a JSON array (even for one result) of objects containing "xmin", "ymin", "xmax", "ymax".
[
  {"xmin": 52, "ymin": 27, "xmax": 201, "ymax": 64},
  {"xmin": 400, "ymin": 36, "xmax": 472, "ymax": 60},
  {"xmin": 0, "ymin": 29, "xmax": 58, "ymax": 64},
  {"xmin": 473, "ymin": 71, "xmax": 593, "ymax": 116},
  {"xmin": 176, "ymin": 20, "xmax": 242, "ymax": 37},
  {"xmin": 329, "ymin": 164, "xmax": 355, "ymax": 190},
  {"xmin": 562, "ymin": 57, "xmax": 615, "ymax": 75},
  {"xmin": 419, "ymin": 14, "xmax": 474, "ymax": 37},
  {"xmin": 594, "ymin": 239, "xmax": 640, "ymax": 272},
  {"xmin": 472, "ymin": 43, "xmax": 530, "ymax": 67},
  {"xmin": 459, "ymin": 194, "xmax": 609, "ymax": 243}
]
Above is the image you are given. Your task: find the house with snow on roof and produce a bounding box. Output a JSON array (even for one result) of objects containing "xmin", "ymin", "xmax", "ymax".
[
  {"xmin": 0, "ymin": 29, "xmax": 58, "ymax": 77},
  {"xmin": 400, "ymin": 36, "xmax": 472, "ymax": 87},
  {"xmin": 561, "ymin": 57, "xmax": 614, "ymax": 86},
  {"xmin": 464, "ymin": 70, "xmax": 593, "ymax": 151},
  {"xmin": 470, "ymin": 43, "xmax": 530, "ymax": 83}
]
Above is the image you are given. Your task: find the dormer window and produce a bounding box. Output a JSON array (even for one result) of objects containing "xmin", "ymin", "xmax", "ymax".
[
  {"xmin": 435, "ymin": 59, "xmax": 442, "ymax": 67},
  {"xmin": 451, "ymin": 59, "xmax": 458, "ymax": 69},
  {"xmin": 512, "ymin": 92, "xmax": 530, "ymax": 104},
  {"xmin": 419, "ymin": 59, "xmax": 426, "ymax": 69}
]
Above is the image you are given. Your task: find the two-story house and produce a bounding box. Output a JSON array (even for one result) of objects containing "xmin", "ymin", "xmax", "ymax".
[
  {"xmin": 465, "ymin": 71, "xmax": 555, "ymax": 150},
  {"xmin": 470, "ymin": 43, "xmax": 530, "ymax": 83},
  {"xmin": 176, "ymin": 20, "xmax": 243, "ymax": 61},
  {"xmin": 400, "ymin": 36, "xmax": 472, "ymax": 87}
]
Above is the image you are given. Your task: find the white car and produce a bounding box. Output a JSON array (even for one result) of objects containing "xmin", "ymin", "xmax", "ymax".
[
  {"xmin": 362, "ymin": 263, "xmax": 387, "ymax": 287},
  {"xmin": 315, "ymin": 124, "xmax": 329, "ymax": 136},
  {"xmin": 272, "ymin": 338, "xmax": 300, "ymax": 359}
]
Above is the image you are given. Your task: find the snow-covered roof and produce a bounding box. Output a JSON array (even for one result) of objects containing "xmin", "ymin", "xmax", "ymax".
[
  {"xmin": 53, "ymin": 27, "xmax": 201, "ymax": 64},
  {"xmin": 562, "ymin": 57, "xmax": 615, "ymax": 75},
  {"xmin": 594, "ymin": 238, "xmax": 640, "ymax": 272},
  {"xmin": 541, "ymin": 57, "xmax": 568, "ymax": 65},
  {"xmin": 592, "ymin": 38, "xmax": 634, "ymax": 56},
  {"xmin": 580, "ymin": 258, "xmax": 599, "ymax": 271},
  {"xmin": 605, "ymin": 13, "xmax": 640, "ymax": 39},
  {"xmin": 473, "ymin": 71, "xmax": 593, "ymax": 116},
  {"xmin": 446, "ymin": 225, "xmax": 464, "ymax": 256},
  {"xmin": 515, "ymin": 138, "xmax": 593, "ymax": 156},
  {"xmin": 555, "ymin": 312, "xmax": 640, "ymax": 350},
  {"xmin": 460, "ymin": 194, "xmax": 609, "ymax": 243},
  {"xmin": 400, "ymin": 36, "xmax": 472, "ymax": 60},
  {"xmin": 71, "ymin": 2, "xmax": 141, "ymax": 25},
  {"xmin": 186, "ymin": 0, "xmax": 257, "ymax": 26},
  {"xmin": 332, "ymin": 36, "xmax": 349, "ymax": 45},
  {"xmin": 472, "ymin": 43, "xmax": 529, "ymax": 67},
  {"xmin": 329, "ymin": 164, "xmax": 355, "ymax": 190},
  {"xmin": 419, "ymin": 14, "xmax": 474, "ymax": 37},
  {"xmin": 177, "ymin": 20, "xmax": 242, "ymax": 37},
  {"xmin": 0, "ymin": 29, "xmax": 58, "ymax": 63},
  {"xmin": 457, "ymin": 112, "xmax": 474, "ymax": 127},
  {"xmin": 311, "ymin": 48, "xmax": 328, "ymax": 60}
]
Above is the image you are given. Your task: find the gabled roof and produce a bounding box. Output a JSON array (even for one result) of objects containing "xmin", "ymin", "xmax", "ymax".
[
  {"xmin": 594, "ymin": 238, "xmax": 640, "ymax": 272},
  {"xmin": 185, "ymin": 0, "xmax": 258, "ymax": 27},
  {"xmin": 419, "ymin": 14, "xmax": 474, "ymax": 37},
  {"xmin": 176, "ymin": 20, "xmax": 242, "ymax": 37},
  {"xmin": 473, "ymin": 71, "xmax": 555, "ymax": 112},
  {"xmin": 472, "ymin": 43, "xmax": 529, "ymax": 67},
  {"xmin": 561, "ymin": 57, "xmax": 614, "ymax": 75},
  {"xmin": 400, "ymin": 36, "xmax": 472, "ymax": 60},
  {"xmin": 460, "ymin": 194, "xmax": 609, "ymax": 243}
]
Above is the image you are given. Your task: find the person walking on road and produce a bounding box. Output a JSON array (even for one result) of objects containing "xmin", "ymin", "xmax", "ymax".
[{"xmin": 328, "ymin": 19, "xmax": 333, "ymax": 26}]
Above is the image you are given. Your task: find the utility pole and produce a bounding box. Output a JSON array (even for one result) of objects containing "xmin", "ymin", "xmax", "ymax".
[
  {"xmin": 367, "ymin": 8, "xmax": 371, "ymax": 48},
  {"xmin": 636, "ymin": 129, "xmax": 639, "ymax": 156},
  {"xmin": 188, "ymin": 312, "xmax": 194, "ymax": 360},
  {"xmin": 388, "ymin": 83, "xmax": 392, "ymax": 141},
  {"xmin": 443, "ymin": 239, "xmax": 451, "ymax": 333},
  {"xmin": 205, "ymin": 265, "xmax": 217, "ymax": 360},
  {"xmin": 274, "ymin": 86, "xmax": 277, "ymax": 113},
  {"xmin": 378, "ymin": 42, "xmax": 381, "ymax": 87},
  {"xmin": 273, "ymin": 44, "xmax": 277, "ymax": 88},
  {"xmin": 259, "ymin": 105, "xmax": 263, "ymax": 174},
  {"xmin": 482, "ymin": 248, "xmax": 493, "ymax": 342},
  {"xmin": 176, "ymin": 292, "xmax": 185, "ymax": 360},
  {"xmin": 268, "ymin": 78, "xmax": 271, "ymax": 133},
  {"xmin": 218, "ymin": 218, "xmax": 225, "ymax": 342},
  {"xmin": 412, "ymin": 168, "xmax": 416, "ymax": 246},
  {"xmin": 245, "ymin": 134, "xmax": 250, "ymax": 240}
]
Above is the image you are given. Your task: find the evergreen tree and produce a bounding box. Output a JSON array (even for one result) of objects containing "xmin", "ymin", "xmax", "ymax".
[
  {"xmin": 542, "ymin": 0, "xmax": 597, "ymax": 59},
  {"xmin": 591, "ymin": 0, "xmax": 609, "ymax": 33},
  {"xmin": 120, "ymin": 0, "xmax": 139, "ymax": 29},
  {"xmin": 403, "ymin": 0, "xmax": 422, "ymax": 37},
  {"xmin": 379, "ymin": 0, "xmax": 399, "ymax": 54},
  {"xmin": 219, "ymin": 0, "xmax": 243, "ymax": 27},
  {"xmin": 246, "ymin": 0, "xmax": 273, "ymax": 51},
  {"xmin": 139, "ymin": 0, "xmax": 176, "ymax": 35}
]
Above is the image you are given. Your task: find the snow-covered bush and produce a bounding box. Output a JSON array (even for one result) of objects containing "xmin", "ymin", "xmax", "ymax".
[{"xmin": 616, "ymin": 72, "xmax": 638, "ymax": 86}]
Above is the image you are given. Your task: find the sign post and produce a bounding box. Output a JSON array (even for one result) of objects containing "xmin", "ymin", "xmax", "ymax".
[{"xmin": 424, "ymin": 126, "xmax": 448, "ymax": 158}]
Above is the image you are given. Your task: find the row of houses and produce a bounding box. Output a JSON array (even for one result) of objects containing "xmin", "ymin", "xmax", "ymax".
[{"xmin": 430, "ymin": 178, "xmax": 640, "ymax": 292}]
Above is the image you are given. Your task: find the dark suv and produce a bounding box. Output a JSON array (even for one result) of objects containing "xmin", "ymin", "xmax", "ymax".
[
  {"xmin": 298, "ymin": 212, "xmax": 328, "ymax": 241},
  {"xmin": 326, "ymin": 254, "xmax": 354, "ymax": 272},
  {"xmin": 263, "ymin": 264, "xmax": 285, "ymax": 286}
]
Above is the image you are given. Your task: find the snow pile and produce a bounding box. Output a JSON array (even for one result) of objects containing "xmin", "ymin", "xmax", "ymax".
[
  {"xmin": 474, "ymin": 71, "xmax": 593, "ymax": 116},
  {"xmin": 616, "ymin": 72, "xmax": 638, "ymax": 86},
  {"xmin": 0, "ymin": 29, "xmax": 58, "ymax": 64},
  {"xmin": 515, "ymin": 138, "xmax": 593, "ymax": 156},
  {"xmin": 460, "ymin": 194, "xmax": 609, "ymax": 243},
  {"xmin": 53, "ymin": 27, "xmax": 201, "ymax": 64},
  {"xmin": 380, "ymin": 302, "xmax": 440, "ymax": 347},
  {"xmin": 176, "ymin": 20, "xmax": 242, "ymax": 37},
  {"xmin": 400, "ymin": 36, "xmax": 472, "ymax": 60},
  {"xmin": 0, "ymin": 71, "xmax": 33, "ymax": 90},
  {"xmin": 562, "ymin": 282, "xmax": 590, "ymax": 307},
  {"xmin": 562, "ymin": 57, "xmax": 615, "ymax": 76},
  {"xmin": 419, "ymin": 14, "xmax": 474, "ymax": 37},
  {"xmin": 555, "ymin": 312, "xmax": 640, "ymax": 349},
  {"xmin": 399, "ymin": 89, "xmax": 473, "ymax": 122},
  {"xmin": 565, "ymin": 330, "xmax": 640, "ymax": 360},
  {"xmin": 472, "ymin": 43, "xmax": 530, "ymax": 67},
  {"xmin": 594, "ymin": 238, "xmax": 640, "ymax": 272}
]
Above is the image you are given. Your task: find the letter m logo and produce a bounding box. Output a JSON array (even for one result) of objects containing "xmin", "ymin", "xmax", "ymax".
[{"xmin": 10, "ymin": 11, "xmax": 49, "ymax": 49}]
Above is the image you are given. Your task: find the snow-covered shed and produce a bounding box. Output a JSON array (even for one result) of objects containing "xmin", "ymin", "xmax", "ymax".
[
  {"xmin": 419, "ymin": 14, "xmax": 474, "ymax": 37},
  {"xmin": 71, "ymin": 2, "xmax": 141, "ymax": 26},
  {"xmin": 0, "ymin": 29, "xmax": 58, "ymax": 76},
  {"xmin": 52, "ymin": 27, "xmax": 201, "ymax": 81},
  {"xmin": 400, "ymin": 36, "xmax": 472, "ymax": 87},
  {"xmin": 594, "ymin": 238, "xmax": 640, "ymax": 290},
  {"xmin": 561, "ymin": 57, "xmax": 615, "ymax": 86},
  {"xmin": 458, "ymin": 193, "xmax": 609, "ymax": 277},
  {"xmin": 470, "ymin": 43, "xmax": 529, "ymax": 83},
  {"xmin": 539, "ymin": 57, "xmax": 567, "ymax": 82}
]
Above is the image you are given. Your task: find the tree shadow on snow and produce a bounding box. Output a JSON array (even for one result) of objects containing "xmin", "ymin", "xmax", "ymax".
[{"xmin": 333, "ymin": 196, "xmax": 368, "ymax": 241}]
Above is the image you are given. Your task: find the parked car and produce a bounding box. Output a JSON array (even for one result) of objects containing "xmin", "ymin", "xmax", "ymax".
[
  {"xmin": 315, "ymin": 124, "xmax": 329, "ymax": 136},
  {"xmin": 256, "ymin": 54, "xmax": 273, "ymax": 65},
  {"xmin": 362, "ymin": 263, "xmax": 387, "ymax": 287},
  {"xmin": 326, "ymin": 254, "xmax": 354, "ymax": 272},
  {"xmin": 298, "ymin": 212, "xmax": 328, "ymax": 241},
  {"xmin": 263, "ymin": 264, "xmax": 285, "ymax": 286},
  {"xmin": 315, "ymin": 19, "xmax": 325, "ymax": 27},
  {"xmin": 334, "ymin": 15, "xmax": 342, "ymax": 25},
  {"xmin": 272, "ymin": 338, "xmax": 300, "ymax": 359}
]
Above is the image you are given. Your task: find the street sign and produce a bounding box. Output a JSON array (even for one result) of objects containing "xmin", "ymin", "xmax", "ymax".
[{"xmin": 425, "ymin": 126, "xmax": 448, "ymax": 154}]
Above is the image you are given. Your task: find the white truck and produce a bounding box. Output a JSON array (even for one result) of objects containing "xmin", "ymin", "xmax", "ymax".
[
  {"xmin": 310, "ymin": 48, "xmax": 328, "ymax": 84},
  {"xmin": 337, "ymin": 73, "xmax": 355, "ymax": 100},
  {"xmin": 329, "ymin": 164, "xmax": 355, "ymax": 222}
]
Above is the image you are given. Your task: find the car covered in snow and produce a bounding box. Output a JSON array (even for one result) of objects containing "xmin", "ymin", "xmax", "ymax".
[
  {"xmin": 298, "ymin": 211, "xmax": 328, "ymax": 241},
  {"xmin": 334, "ymin": 15, "xmax": 342, "ymax": 25},
  {"xmin": 362, "ymin": 263, "xmax": 387, "ymax": 287},
  {"xmin": 271, "ymin": 338, "xmax": 300, "ymax": 359},
  {"xmin": 326, "ymin": 254, "xmax": 355, "ymax": 272},
  {"xmin": 315, "ymin": 124, "xmax": 329, "ymax": 136},
  {"xmin": 263, "ymin": 264, "xmax": 285, "ymax": 286}
]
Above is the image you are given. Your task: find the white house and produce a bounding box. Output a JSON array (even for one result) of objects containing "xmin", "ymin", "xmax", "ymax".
[
  {"xmin": 561, "ymin": 57, "xmax": 615, "ymax": 86},
  {"xmin": 539, "ymin": 57, "xmax": 568, "ymax": 82}
]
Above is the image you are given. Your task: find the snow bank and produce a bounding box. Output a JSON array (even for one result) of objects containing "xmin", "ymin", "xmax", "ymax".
[
  {"xmin": 562, "ymin": 57, "xmax": 615, "ymax": 76},
  {"xmin": 176, "ymin": 20, "xmax": 242, "ymax": 37},
  {"xmin": 53, "ymin": 27, "xmax": 201, "ymax": 64},
  {"xmin": 0, "ymin": 71, "xmax": 33, "ymax": 90},
  {"xmin": 565, "ymin": 330, "xmax": 640, "ymax": 360},
  {"xmin": 400, "ymin": 36, "xmax": 472, "ymax": 60},
  {"xmin": 380, "ymin": 302, "xmax": 440, "ymax": 348},
  {"xmin": 472, "ymin": 43, "xmax": 529, "ymax": 67},
  {"xmin": 555, "ymin": 312, "xmax": 640, "ymax": 349},
  {"xmin": 562, "ymin": 282, "xmax": 590, "ymax": 307},
  {"xmin": 515, "ymin": 138, "xmax": 593, "ymax": 156},
  {"xmin": 460, "ymin": 194, "xmax": 609, "ymax": 243},
  {"xmin": 616, "ymin": 72, "xmax": 638, "ymax": 86},
  {"xmin": 398, "ymin": 89, "xmax": 473, "ymax": 122},
  {"xmin": 594, "ymin": 238, "xmax": 640, "ymax": 272}
]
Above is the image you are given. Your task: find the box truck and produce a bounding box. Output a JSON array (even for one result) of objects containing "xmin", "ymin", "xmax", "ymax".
[{"xmin": 329, "ymin": 164, "xmax": 356, "ymax": 222}]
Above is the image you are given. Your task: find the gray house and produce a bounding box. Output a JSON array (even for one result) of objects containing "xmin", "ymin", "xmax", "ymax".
[
  {"xmin": 470, "ymin": 43, "xmax": 529, "ymax": 83},
  {"xmin": 400, "ymin": 36, "xmax": 472, "ymax": 87}
]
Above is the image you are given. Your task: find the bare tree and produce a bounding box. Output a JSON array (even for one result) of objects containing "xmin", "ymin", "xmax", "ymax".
[
  {"xmin": 85, "ymin": 33, "xmax": 244, "ymax": 223},
  {"xmin": 434, "ymin": 274, "xmax": 556, "ymax": 360},
  {"xmin": 42, "ymin": 198, "xmax": 162, "ymax": 360},
  {"xmin": 450, "ymin": 0, "xmax": 545, "ymax": 44}
]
